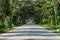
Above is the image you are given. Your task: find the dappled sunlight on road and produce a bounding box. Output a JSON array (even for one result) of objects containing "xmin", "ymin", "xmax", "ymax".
[{"xmin": 0, "ymin": 24, "xmax": 60, "ymax": 40}]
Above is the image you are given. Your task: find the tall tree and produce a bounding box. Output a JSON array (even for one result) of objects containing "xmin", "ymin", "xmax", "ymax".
[
  {"xmin": 51, "ymin": 0, "xmax": 58, "ymax": 26},
  {"xmin": 2, "ymin": 0, "xmax": 11, "ymax": 16}
]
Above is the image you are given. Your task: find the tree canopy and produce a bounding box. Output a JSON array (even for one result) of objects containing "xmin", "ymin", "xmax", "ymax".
[{"xmin": 0, "ymin": 0, "xmax": 60, "ymax": 33}]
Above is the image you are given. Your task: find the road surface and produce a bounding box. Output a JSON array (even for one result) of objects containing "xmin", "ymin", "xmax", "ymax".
[{"xmin": 0, "ymin": 24, "xmax": 60, "ymax": 40}]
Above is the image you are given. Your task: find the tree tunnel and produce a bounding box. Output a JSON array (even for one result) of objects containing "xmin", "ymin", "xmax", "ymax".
[{"xmin": 20, "ymin": 6, "xmax": 40, "ymax": 24}]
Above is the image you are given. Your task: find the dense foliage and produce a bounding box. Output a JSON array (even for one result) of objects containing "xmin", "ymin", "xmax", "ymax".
[{"xmin": 0, "ymin": 0, "xmax": 60, "ymax": 33}]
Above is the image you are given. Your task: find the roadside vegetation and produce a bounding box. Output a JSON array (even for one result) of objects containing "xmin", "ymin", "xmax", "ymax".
[{"xmin": 0, "ymin": 0, "xmax": 60, "ymax": 34}]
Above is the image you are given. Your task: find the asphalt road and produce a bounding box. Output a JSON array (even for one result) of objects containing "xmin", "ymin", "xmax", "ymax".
[{"xmin": 0, "ymin": 24, "xmax": 60, "ymax": 40}]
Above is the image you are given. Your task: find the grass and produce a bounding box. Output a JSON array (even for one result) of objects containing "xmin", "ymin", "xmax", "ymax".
[
  {"xmin": 0, "ymin": 25, "xmax": 16, "ymax": 34},
  {"xmin": 41, "ymin": 24, "xmax": 60, "ymax": 35},
  {"xmin": 0, "ymin": 24, "xmax": 23, "ymax": 34}
]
